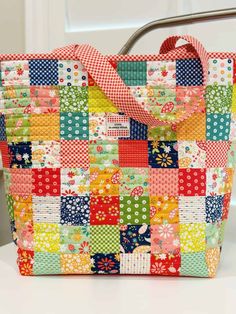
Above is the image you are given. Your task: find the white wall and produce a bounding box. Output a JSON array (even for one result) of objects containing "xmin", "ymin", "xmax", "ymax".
[{"xmin": 0, "ymin": 0, "xmax": 25, "ymax": 245}]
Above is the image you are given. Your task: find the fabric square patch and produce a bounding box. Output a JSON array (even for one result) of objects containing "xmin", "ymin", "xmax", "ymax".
[
  {"xmin": 59, "ymin": 86, "xmax": 88, "ymax": 112},
  {"xmin": 29, "ymin": 59, "xmax": 58, "ymax": 85},
  {"xmin": 88, "ymin": 86, "xmax": 117, "ymax": 113},
  {"xmin": 90, "ymin": 167, "xmax": 120, "ymax": 196},
  {"xmin": 32, "ymin": 196, "xmax": 60, "ymax": 223},
  {"xmin": 120, "ymin": 196, "xmax": 150, "ymax": 225},
  {"xmin": 120, "ymin": 253, "xmax": 150, "ymax": 274},
  {"xmin": 1, "ymin": 60, "xmax": 30, "ymax": 86},
  {"xmin": 128, "ymin": 118, "xmax": 147, "ymax": 140},
  {"xmin": 8, "ymin": 142, "xmax": 32, "ymax": 168},
  {"xmin": 149, "ymin": 168, "xmax": 179, "ymax": 195},
  {"xmin": 61, "ymin": 140, "xmax": 89, "ymax": 169},
  {"xmin": 58, "ymin": 60, "xmax": 88, "ymax": 86},
  {"xmin": 33, "ymin": 252, "xmax": 61, "ymax": 275},
  {"xmin": 120, "ymin": 167, "xmax": 148, "ymax": 196},
  {"xmin": 30, "ymin": 86, "xmax": 60, "ymax": 114},
  {"xmin": 206, "ymin": 113, "xmax": 231, "ymax": 141},
  {"xmin": 90, "ymin": 196, "xmax": 119, "ymax": 225},
  {"xmin": 150, "ymin": 195, "xmax": 179, "ymax": 224},
  {"xmin": 117, "ymin": 61, "xmax": 147, "ymax": 86},
  {"xmin": 60, "ymin": 253, "xmax": 92, "ymax": 274},
  {"xmin": 9, "ymin": 168, "xmax": 32, "ymax": 196},
  {"xmin": 30, "ymin": 113, "xmax": 60, "ymax": 141},
  {"xmin": 176, "ymin": 59, "xmax": 203, "ymax": 86},
  {"xmin": 150, "ymin": 253, "xmax": 180, "ymax": 276},
  {"xmin": 147, "ymin": 61, "xmax": 176, "ymax": 87},
  {"xmin": 60, "ymin": 196, "xmax": 90, "ymax": 226},
  {"xmin": 229, "ymin": 113, "xmax": 236, "ymax": 141},
  {"xmin": 232, "ymin": 84, "xmax": 236, "ymax": 112},
  {"xmin": 176, "ymin": 113, "xmax": 206, "ymax": 141},
  {"xmin": 206, "ymin": 195, "xmax": 223, "ymax": 223},
  {"xmin": 119, "ymin": 140, "xmax": 148, "ymax": 167},
  {"xmin": 6, "ymin": 113, "xmax": 30, "ymax": 143},
  {"xmin": 180, "ymin": 252, "xmax": 208, "ymax": 277},
  {"xmin": 222, "ymin": 193, "xmax": 231, "ymax": 220},
  {"xmin": 90, "ymin": 225, "xmax": 120, "ymax": 254},
  {"xmin": 148, "ymin": 124, "xmax": 177, "ymax": 141},
  {"xmin": 17, "ymin": 248, "xmax": 34, "ymax": 276},
  {"xmin": 179, "ymin": 196, "xmax": 206, "ymax": 223},
  {"xmin": 148, "ymin": 140, "xmax": 178, "ymax": 168},
  {"xmin": 89, "ymin": 140, "xmax": 118, "ymax": 168},
  {"xmin": 91, "ymin": 253, "xmax": 120, "ymax": 274},
  {"xmin": 31, "ymin": 140, "xmax": 60, "ymax": 168},
  {"xmin": 206, "ymin": 168, "xmax": 228, "ymax": 195},
  {"xmin": 205, "ymin": 85, "xmax": 232, "ymax": 114},
  {"xmin": 32, "ymin": 168, "xmax": 60, "ymax": 196},
  {"xmin": 61, "ymin": 168, "xmax": 89, "ymax": 196},
  {"xmin": 0, "ymin": 115, "xmax": 6, "ymax": 140},
  {"xmin": 179, "ymin": 168, "xmax": 206, "ymax": 196},
  {"xmin": 206, "ymin": 247, "xmax": 221, "ymax": 278},
  {"xmin": 60, "ymin": 225, "xmax": 90, "ymax": 254},
  {"xmin": 206, "ymin": 222, "xmax": 221, "ymax": 248},
  {"xmin": 0, "ymin": 141, "xmax": 10, "ymax": 167},
  {"xmin": 205, "ymin": 141, "xmax": 231, "ymax": 167},
  {"xmin": 34, "ymin": 223, "xmax": 60, "ymax": 253},
  {"xmin": 60, "ymin": 112, "xmax": 89, "ymax": 140},
  {"xmin": 151, "ymin": 223, "xmax": 180, "ymax": 254},
  {"xmin": 120, "ymin": 224, "xmax": 151, "ymax": 253},
  {"xmin": 180, "ymin": 223, "xmax": 206, "ymax": 253},
  {"xmin": 207, "ymin": 58, "xmax": 233, "ymax": 85},
  {"xmin": 89, "ymin": 113, "xmax": 107, "ymax": 140},
  {"xmin": 178, "ymin": 140, "xmax": 206, "ymax": 168}
]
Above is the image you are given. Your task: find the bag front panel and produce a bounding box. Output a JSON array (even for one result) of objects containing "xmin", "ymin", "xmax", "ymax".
[{"xmin": 0, "ymin": 56, "xmax": 235, "ymax": 276}]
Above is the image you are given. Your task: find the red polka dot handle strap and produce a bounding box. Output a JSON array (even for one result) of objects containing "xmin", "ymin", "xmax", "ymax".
[{"xmin": 53, "ymin": 35, "xmax": 209, "ymax": 127}]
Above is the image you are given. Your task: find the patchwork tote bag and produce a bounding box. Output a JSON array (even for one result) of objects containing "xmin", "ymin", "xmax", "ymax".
[{"xmin": 0, "ymin": 35, "xmax": 235, "ymax": 277}]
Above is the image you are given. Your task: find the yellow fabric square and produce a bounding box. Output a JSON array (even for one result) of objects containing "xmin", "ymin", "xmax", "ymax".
[
  {"xmin": 60, "ymin": 253, "xmax": 92, "ymax": 274},
  {"xmin": 176, "ymin": 113, "xmax": 206, "ymax": 141},
  {"xmin": 180, "ymin": 223, "xmax": 206, "ymax": 253},
  {"xmin": 34, "ymin": 223, "xmax": 60, "ymax": 253},
  {"xmin": 88, "ymin": 86, "xmax": 118, "ymax": 113},
  {"xmin": 90, "ymin": 167, "xmax": 120, "ymax": 196},
  {"xmin": 150, "ymin": 195, "xmax": 179, "ymax": 224},
  {"xmin": 30, "ymin": 113, "xmax": 60, "ymax": 141},
  {"xmin": 13, "ymin": 195, "xmax": 32, "ymax": 228},
  {"xmin": 232, "ymin": 84, "xmax": 236, "ymax": 113}
]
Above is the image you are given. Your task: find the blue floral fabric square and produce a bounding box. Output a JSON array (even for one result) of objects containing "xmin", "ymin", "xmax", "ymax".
[
  {"xmin": 91, "ymin": 253, "xmax": 120, "ymax": 274},
  {"xmin": 148, "ymin": 140, "xmax": 178, "ymax": 168},
  {"xmin": 29, "ymin": 59, "xmax": 58, "ymax": 85},
  {"xmin": 0, "ymin": 115, "xmax": 6, "ymax": 140},
  {"xmin": 60, "ymin": 196, "xmax": 90, "ymax": 225},
  {"xmin": 8, "ymin": 142, "xmax": 32, "ymax": 168},
  {"xmin": 206, "ymin": 195, "xmax": 224, "ymax": 223},
  {"xmin": 120, "ymin": 225, "xmax": 151, "ymax": 253},
  {"xmin": 176, "ymin": 59, "xmax": 203, "ymax": 86}
]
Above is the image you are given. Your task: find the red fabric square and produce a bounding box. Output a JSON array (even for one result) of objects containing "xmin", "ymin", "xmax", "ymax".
[
  {"xmin": 119, "ymin": 140, "xmax": 148, "ymax": 167},
  {"xmin": 0, "ymin": 141, "xmax": 10, "ymax": 167},
  {"xmin": 10, "ymin": 169, "xmax": 32, "ymax": 196},
  {"xmin": 150, "ymin": 253, "xmax": 180, "ymax": 276},
  {"xmin": 205, "ymin": 141, "xmax": 231, "ymax": 168},
  {"xmin": 179, "ymin": 168, "xmax": 206, "ymax": 196},
  {"xmin": 222, "ymin": 193, "xmax": 231, "ymax": 220},
  {"xmin": 61, "ymin": 140, "xmax": 89, "ymax": 169},
  {"xmin": 90, "ymin": 196, "xmax": 120, "ymax": 225},
  {"xmin": 149, "ymin": 168, "xmax": 179, "ymax": 195},
  {"xmin": 32, "ymin": 168, "xmax": 60, "ymax": 196},
  {"xmin": 17, "ymin": 248, "xmax": 34, "ymax": 276}
]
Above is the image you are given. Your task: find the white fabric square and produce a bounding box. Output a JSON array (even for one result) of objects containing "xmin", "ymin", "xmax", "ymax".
[
  {"xmin": 120, "ymin": 253, "xmax": 151, "ymax": 274},
  {"xmin": 58, "ymin": 60, "xmax": 88, "ymax": 86},
  {"xmin": 33, "ymin": 196, "xmax": 60, "ymax": 223},
  {"xmin": 1, "ymin": 60, "xmax": 30, "ymax": 86},
  {"xmin": 207, "ymin": 58, "xmax": 233, "ymax": 85},
  {"xmin": 179, "ymin": 196, "xmax": 206, "ymax": 223},
  {"xmin": 147, "ymin": 61, "xmax": 176, "ymax": 88}
]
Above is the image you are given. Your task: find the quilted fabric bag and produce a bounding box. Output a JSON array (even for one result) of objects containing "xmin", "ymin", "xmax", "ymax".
[{"xmin": 0, "ymin": 35, "xmax": 235, "ymax": 277}]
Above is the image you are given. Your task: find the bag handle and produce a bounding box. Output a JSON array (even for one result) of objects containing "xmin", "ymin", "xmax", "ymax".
[{"xmin": 53, "ymin": 35, "xmax": 208, "ymax": 127}]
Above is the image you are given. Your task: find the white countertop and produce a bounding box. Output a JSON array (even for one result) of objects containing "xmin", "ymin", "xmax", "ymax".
[{"xmin": 0, "ymin": 241, "xmax": 236, "ymax": 314}]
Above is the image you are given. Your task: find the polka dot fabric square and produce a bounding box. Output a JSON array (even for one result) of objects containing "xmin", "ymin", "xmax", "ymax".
[{"xmin": 1, "ymin": 44, "xmax": 235, "ymax": 277}]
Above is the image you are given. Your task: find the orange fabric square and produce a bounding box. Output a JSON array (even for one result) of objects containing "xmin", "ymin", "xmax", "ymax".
[
  {"xmin": 176, "ymin": 113, "xmax": 206, "ymax": 140},
  {"xmin": 150, "ymin": 195, "xmax": 179, "ymax": 224},
  {"xmin": 30, "ymin": 113, "xmax": 60, "ymax": 141},
  {"xmin": 149, "ymin": 168, "xmax": 178, "ymax": 195},
  {"xmin": 61, "ymin": 140, "xmax": 89, "ymax": 169},
  {"xmin": 9, "ymin": 169, "xmax": 32, "ymax": 196},
  {"xmin": 118, "ymin": 140, "xmax": 148, "ymax": 167}
]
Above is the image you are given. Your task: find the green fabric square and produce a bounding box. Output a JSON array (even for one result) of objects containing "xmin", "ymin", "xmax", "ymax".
[
  {"xmin": 90, "ymin": 225, "xmax": 120, "ymax": 254},
  {"xmin": 60, "ymin": 225, "xmax": 90, "ymax": 254},
  {"xmin": 219, "ymin": 220, "xmax": 226, "ymax": 245},
  {"xmin": 148, "ymin": 125, "xmax": 177, "ymax": 141},
  {"xmin": 6, "ymin": 114, "xmax": 30, "ymax": 141},
  {"xmin": 59, "ymin": 86, "xmax": 88, "ymax": 112},
  {"xmin": 180, "ymin": 252, "xmax": 209, "ymax": 277},
  {"xmin": 205, "ymin": 85, "xmax": 232, "ymax": 114},
  {"xmin": 33, "ymin": 252, "xmax": 61, "ymax": 275},
  {"xmin": 117, "ymin": 61, "xmax": 147, "ymax": 86},
  {"xmin": 206, "ymin": 113, "xmax": 231, "ymax": 141},
  {"xmin": 60, "ymin": 112, "xmax": 89, "ymax": 140},
  {"xmin": 120, "ymin": 196, "xmax": 150, "ymax": 224},
  {"xmin": 6, "ymin": 195, "xmax": 14, "ymax": 220},
  {"xmin": 206, "ymin": 222, "xmax": 220, "ymax": 248}
]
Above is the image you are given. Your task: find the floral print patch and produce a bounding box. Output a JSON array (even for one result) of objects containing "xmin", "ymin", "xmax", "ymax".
[
  {"xmin": 60, "ymin": 196, "xmax": 90, "ymax": 225},
  {"xmin": 120, "ymin": 224, "xmax": 151, "ymax": 253},
  {"xmin": 148, "ymin": 140, "xmax": 178, "ymax": 168},
  {"xmin": 91, "ymin": 253, "xmax": 120, "ymax": 274}
]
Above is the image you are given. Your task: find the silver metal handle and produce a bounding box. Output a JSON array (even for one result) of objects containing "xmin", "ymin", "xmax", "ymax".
[{"xmin": 118, "ymin": 8, "xmax": 236, "ymax": 54}]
